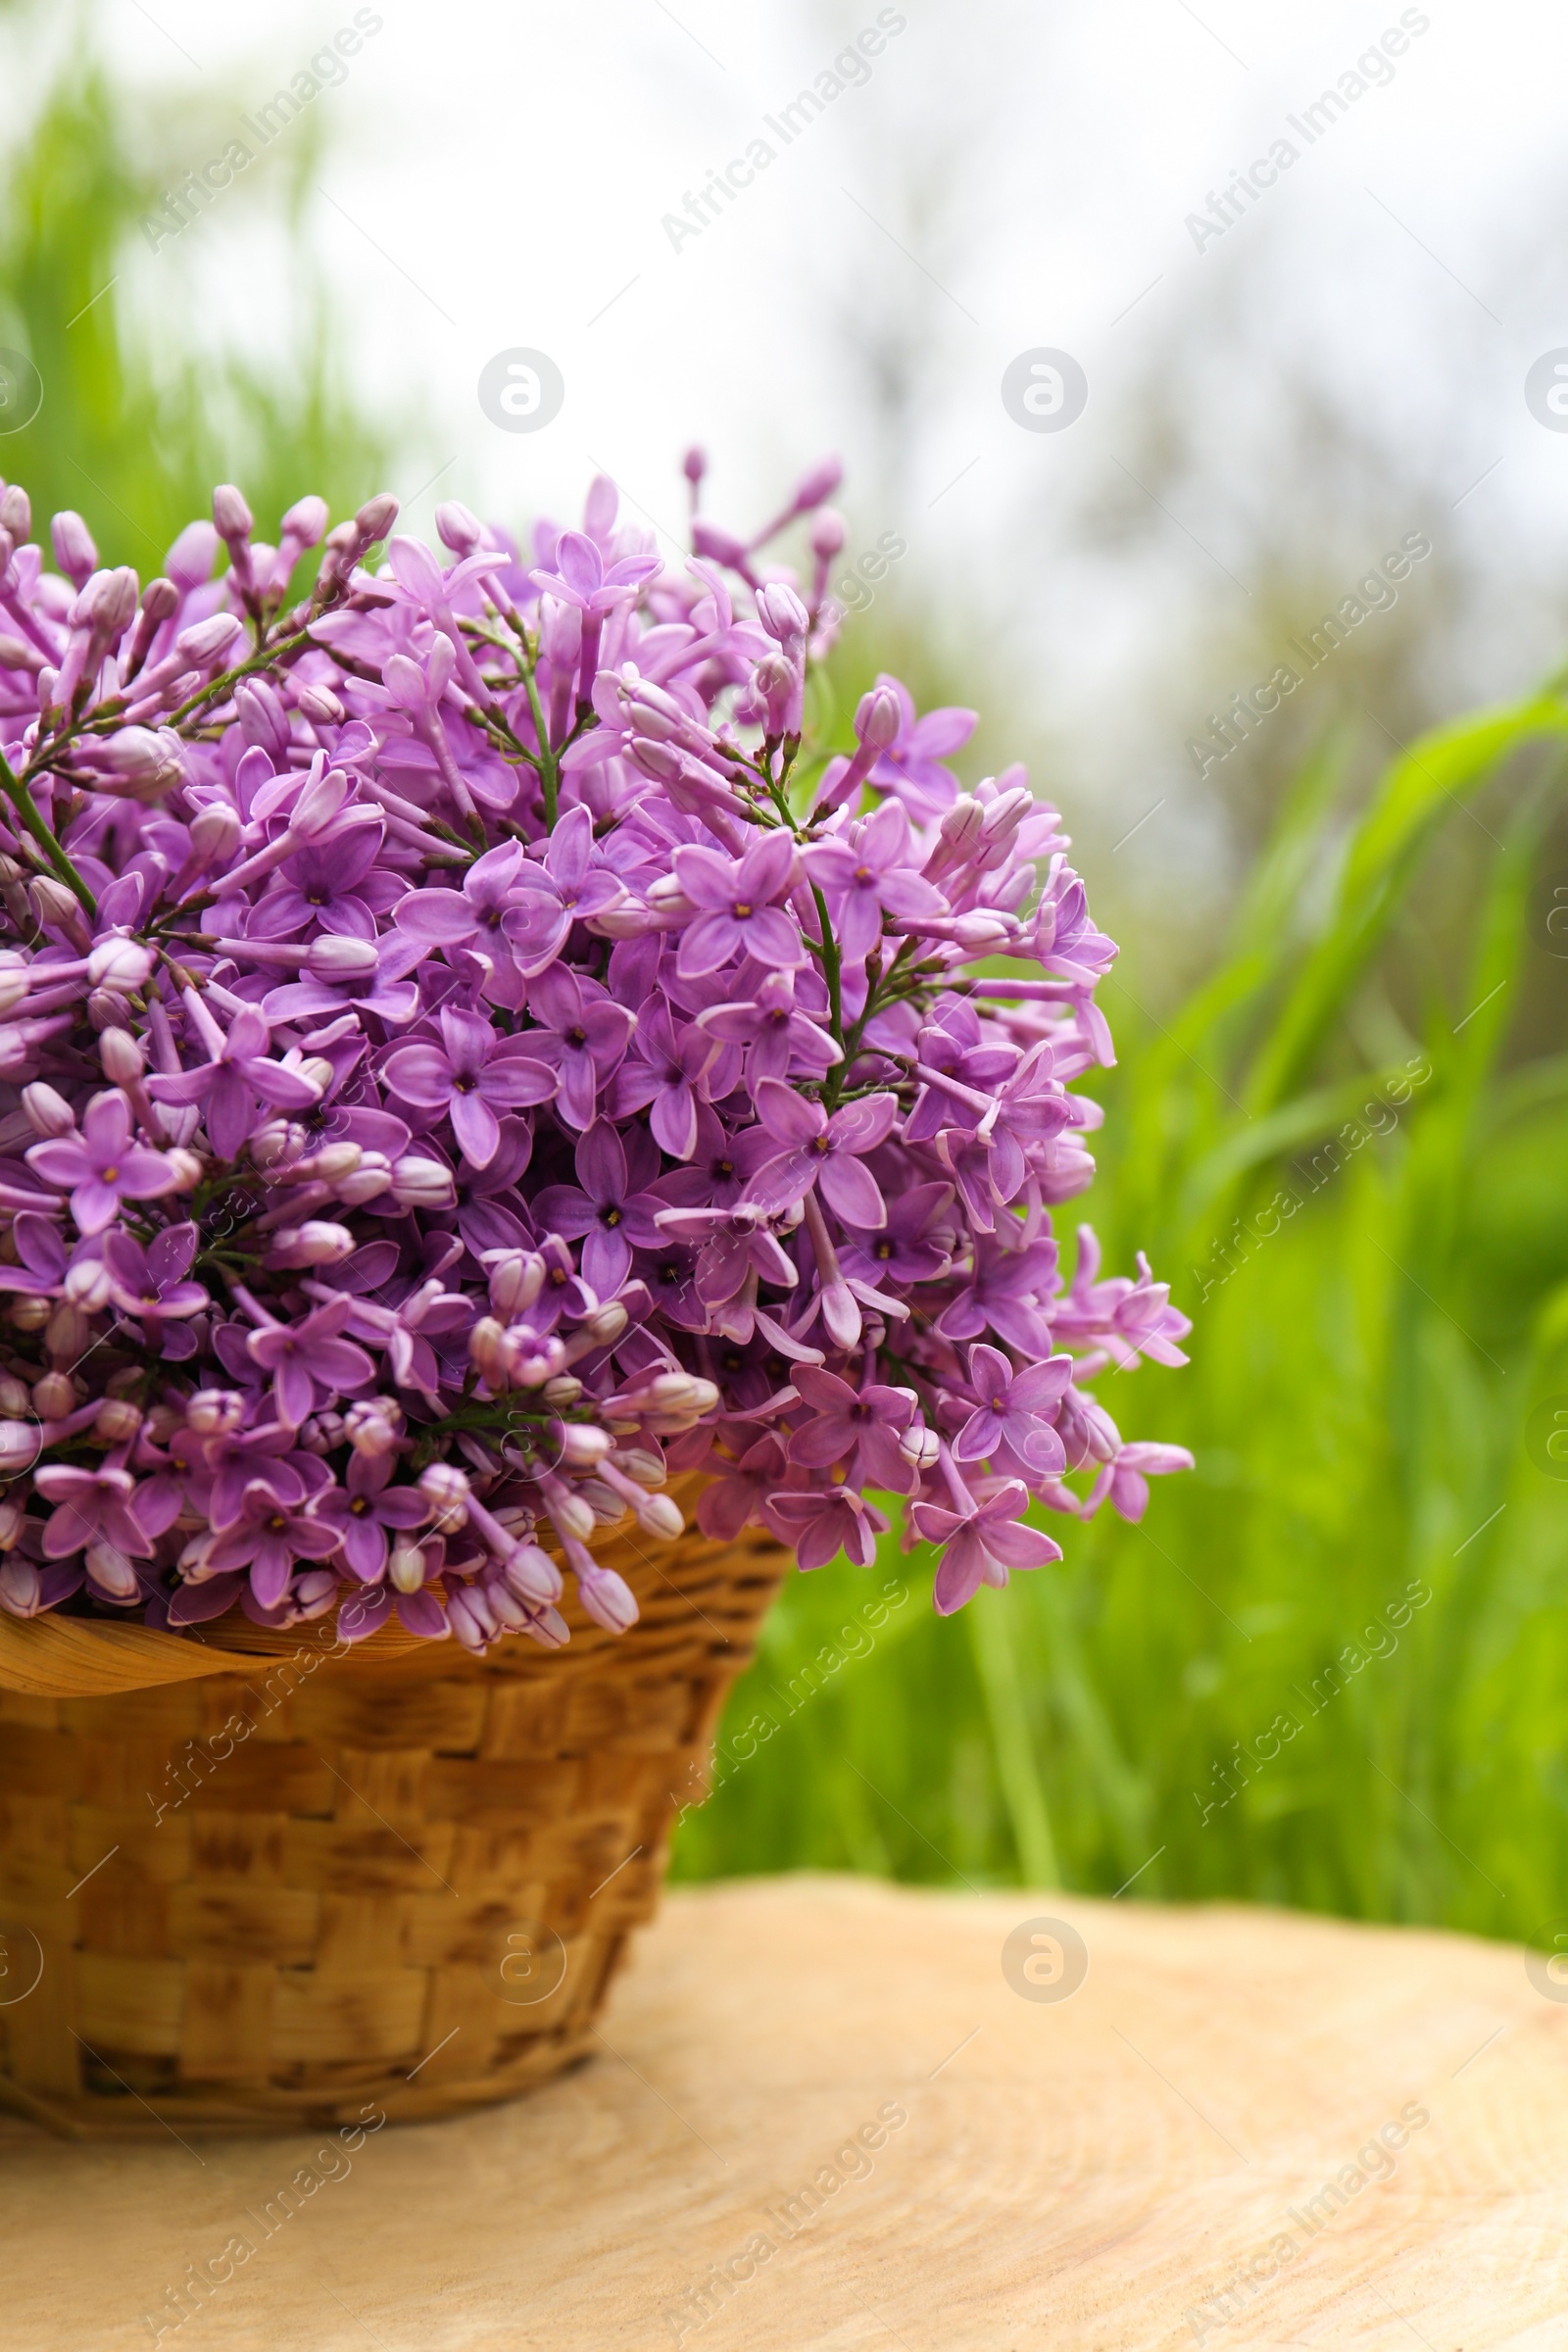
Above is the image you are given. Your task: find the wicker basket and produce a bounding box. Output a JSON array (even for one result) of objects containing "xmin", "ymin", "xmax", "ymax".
[{"xmin": 0, "ymin": 1482, "xmax": 787, "ymax": 2136}]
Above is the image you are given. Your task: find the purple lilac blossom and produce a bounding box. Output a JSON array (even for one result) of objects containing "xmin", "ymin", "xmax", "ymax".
[{"xmin": 0, "ymin": 456, "xmax": 1189, "ymax": 1652}]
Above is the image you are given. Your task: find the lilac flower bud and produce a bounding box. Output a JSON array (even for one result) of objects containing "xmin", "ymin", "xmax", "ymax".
[
  {"xmin": 645, "ymin": 873, "xmax": 695, "ymax": 922},
  {"xmin": 539, "ymin": 1374, "xmax": 582, "ymax": 1407},
  {"xmin": 692, "ymin": 518, "xmax": 749, "ymax": 567},
  {"xmin": 79, "ymin": 725, "xmax": 186, "ymax": 802},
  {"xmin": 87, "ymin": 935, "xmax": 155, "ymax": 992},
  {"xmin": 545, "ymin": 1487, "xmax": 596, "ymax": 1543},
  {"xmin": 249, "ymin": 1119, "xmax": 302, "ymax": 1169},
  {"xmin": 213, "ymin": 484, "xmax": 254, "ymax": 544},
  {"xmin": 0, "ymin": 1377, "xmax": 29, "ymax": 1418},
  {"xmin": 468, "ymin": 1317, "xmax": 510, "ymax": 1382},
  {"xmin": 634, "ymin": 1490, "xmax": 684, "ymax": 1540},
  {"xmin": 504, "ymin": 1545, "xmax": 562, "ymax": 1606},
  {"xmin": 553, "ymin": 1422, "xmax": 612, "ymax": 1470},
  {"xmin": 295, "ymin": 682, "xmax": 345, "ymax": 725},
  {"xmin": 391, "ymin": 1155, "xmax": 455, "ymax": 1210},
  {"xmin": 447, "ymin": 1587, "xmax": 493, "ymax": 1652},
  {"xmin": 856, "ymin": 683, "xmax": 903, "ymax": 751},
  {"xmin": 345, "ymin": 1398, "xmax": 401, "ymax": 1456},
  {"xmin": 485, "ymin": 1250, "xmax": 544, "ymax": 1318},
  {"xmin": 792, "ymin": 456, "xmax": 844, "ymax": 511},
  {"xmin": 23, "ymin": 1082, "xmax": 75, "ymax": 1137},
  {"xmin": 306, "ymin": 935, "xmax": 378, "ymax": 981},
  {"xmin": 80, "ymin": 566, "xmax": 139, "ymax": 642},
  {"xmin": 280, "ymin": 495, "xmax": 328, "ymax": 550},
  {"xmin": 266, "ymin": 1221, "xmax": 355, "ymax": 1268},
  {"xmin": 29, "ymin": 876, "xmax": 85, "ymax": 935},
  {"xmin": 174, "ymin": 612, "xmax": 244, "ymax": 667},
  {"xmin": 335, "ymin": 1153, "xmax": 391, "ymax": 1205},
  {"xmin": 419, "ymin": 1461, "xmax": 471, "ymax": 1531},
  {"xmin": 51, "ymin": 510, "xmax": 98, "ymax": 587},
  {"xmin": 0, "ymin": 1496, "xmax": 24, "ymax": 1547},
  {"xmin": 355, "ymin": 493, "xmax": 399, "ymax": 545},
  {"xmin": 292, "ymin": 1570, "xmax": 340, "ymax": 1618},
  {"xmin": 757, "ymin": 583, "xmax": 809, "ymax": 644},
  {"xmin": 682, "ymin": 446, "xmax": 708, "ymax": 488},
  {"xmin": 293, "ymin": 764, "xmax": 351, "ymax": 838},
  {"xmin": 809, "ymin": 507, "xmax": 847, "ymax": 560},
  {"xmin": 99, "ymin": 1027, "xmax": 144, "ymax": 1085},
  {"xmin": 300, "ymin": 1411, "xmax": 345, "ymax": 1454},
  {"xmin": 0, "ymin": 1423, "xmax": 42, "ymax": 1473},
  {"xmin": 94, "ymin": 1398, "xmax": 142, "ymax": 1445},
  {"xmin": 899, "ymin": 1423, "xmax": 942, "ymax": 1472},
  {"xmin": 389, "ymin": 1544, "xmax": 427, "ymax": 1594},
  {"xmin": 85, "ymin": 1541, "xmax": 140, "ymax": 1601},
  {"xmin": 610, "ymin": 1447, "xmax": 665, "ymax": 1490},
  {"xmin": 64, "ymin": 1259, "xmax": 114, "ymax": 1311},
  {"xmin": 574, "ymin": 1559, "xmax": 639, "ymax": 1635},
  {"xmin": 235, "ymin": 678, "xmax": 290, "ymax": 757},
  {"xmin": 187, "ymin": 1390, "xmax": 246, "ymax": 1434},
  {"xmin": 0, "ymin": 1557, "xmax": 41, "ymax": 1615},
  {"xmin": 189, "ymin": 802, "xmax": 243, "ymax": 864},
  {"xmin": 32, "ymin": 1372, "xmax": 74, "ymax": 1419},
  {"xmin": 0, "ymin": 485, "xmax": 30, "ymax": 539},
  {"xmin": 434, "ymin": 500, "xmax": 482, "ymax": 557}
]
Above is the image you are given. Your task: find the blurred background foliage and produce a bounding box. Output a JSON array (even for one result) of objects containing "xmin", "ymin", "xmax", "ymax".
[{"xmin": 4, "ymin": 28, "xmax": 1567, "ymax": 1941}]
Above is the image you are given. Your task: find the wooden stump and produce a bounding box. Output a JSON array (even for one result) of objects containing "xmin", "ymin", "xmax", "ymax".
[{"xmin": 2, "ymin": 1875, "xmax": 1561, "ymax": 2347}]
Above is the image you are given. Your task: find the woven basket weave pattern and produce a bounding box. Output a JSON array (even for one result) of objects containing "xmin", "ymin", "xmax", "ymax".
[{"xmin": 0, "ymin": 1497, "xmax": 787, "ymax": 2135}]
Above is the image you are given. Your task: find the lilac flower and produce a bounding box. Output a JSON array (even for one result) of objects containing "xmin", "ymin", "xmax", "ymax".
[
  {"xmin": 671, "ymin": 833, "xmax": 803, "ymax": 977},
  {"xmin": 801, "ymin": 800, "xmax": 945, "ymax": 959},
  {"xmin": 312, "ymin": 1452, "xmax": 431, "ymax": 1581},
  {"xmin": 381, "ymin": 1005, "xmax": 557, "ymax": 1168},
  {"xmin": 766, "ymin": 1484, "xmax": 889, "ymax": 1572},
  {"xmin": 696, "ymin": 971, "xmax": 841, "ymax": 1089},
  {"xmin": 608, "ymin": 998, "xmax": 719, "ymax": 1157},
  {"xmin": 26, "ymin": 1091, "xmax": 180, "ymax": 1234},
  {"xmin": 743, "ymin": 1079, "xmax": 898, "ymax": 1228},
  {"xmin": 910, "ymin": 1477, "xmax": 1062, "ymax": 1613},
  {"xmin": 786, "ymin": 1365, "xmax": 916, "ymax": 1492},
  {"xmin": 204, "ymin": 1478, "xmax": 344, "ymax": 1611},
  {"xmin": 33, "ymin": 1463, "xmax": 156, "ymax": 1560},
  {"xmin": 246, "ymin": 1295, "xmax": 376, "ymax": 1427},
  {"xmin": 521, "ymin": 964, "xmax": 634, "ymax": 1130},
  {"xmin": 861, "ymin": 676, "xmax": 978, "ymax": 820},
  {"xmin": 534, "ymin": 1118, "xmax": 664, "ymax": 1298},
  {"xmin": 501, "ymin": 807, "xmax": 626, "ymax": 976},
  {"xmin": 952, "ymin": 1345, "xmax": 1071, "ymax": 1479},
  {"xmin": 0, "ymin": 457, "xmax": 1188, "ymax": 1651},
  {"xmin": 147, "ymin": 1002, "xmax": 320, "ymax": 1160}
]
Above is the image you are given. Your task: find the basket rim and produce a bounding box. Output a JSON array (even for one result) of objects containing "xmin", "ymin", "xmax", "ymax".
[{"xmin": 0, "ymin": 1472, "xmax": 716, "ymax": 1696}]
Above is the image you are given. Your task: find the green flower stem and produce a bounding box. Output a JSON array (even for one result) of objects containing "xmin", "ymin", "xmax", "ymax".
[{"xmin": 0, "ymin": 750, "xmax": 96, "ymax": 916}]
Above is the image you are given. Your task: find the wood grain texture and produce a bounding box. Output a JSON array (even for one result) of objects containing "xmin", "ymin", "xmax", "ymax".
[{"xmin": 0, "ymin": 1874, "xmax": 1561, "ymax": 2349}]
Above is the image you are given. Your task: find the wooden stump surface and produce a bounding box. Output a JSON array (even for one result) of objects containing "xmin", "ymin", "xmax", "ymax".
[{"xmin": 3, "ymin": 1873, "xmax": 1564, "ymax": 2349}]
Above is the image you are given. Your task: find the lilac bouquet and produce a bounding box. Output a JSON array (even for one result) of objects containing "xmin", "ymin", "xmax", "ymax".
[{"xmin": 0, "ymin": 452, "xmax": 1190, "ymax": 1652}]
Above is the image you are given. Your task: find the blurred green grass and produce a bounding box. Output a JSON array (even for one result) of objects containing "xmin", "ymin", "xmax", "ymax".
[{"xmin": 7, "ymin": 51, "xmax": 1568, "ymax": 1941}]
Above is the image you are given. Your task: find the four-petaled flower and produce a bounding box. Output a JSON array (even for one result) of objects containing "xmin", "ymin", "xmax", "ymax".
[
  {"xmin": 26, "ymin": 1092, "xmax": 181, "ymax": 1236},
  {"xmin": 801, "ymin": 799, "xmax": 946, "ymax": 959},
  {"xmin": 952, "ymin": 1345, "xmax": 1071, "ymax": 1480},
  {"xmin": 148, "ymin": 1004, "xmax": 320, "ymax": 1161},
  {"xmin": 381, "ymin": 1005, "xmax": 557, "ymax": 1169},
  {"xmin": 247, "ymin": 1296, "xmax": 376, "ymax": 1428},
  {"xmin": 534, "ymin": 1119, "xmax": 664, "ymax": 1298},
  {"xmin": 671, "ymin": 833, "xmax": 803, "ymax": 978},
  {"xmin": 205, "ymin": 1479, "xmax": 344, "ymax": 1612},
  {"xmin": 743, "ymin": 1078, "xmax": 899, "ymax": 1228},
  {"xmin": 910, "ymin": 1477, "xmax": 1062, "ymax": 1614},
  {"xmin": 312, "ymin": 1452, "xmax": 431, "ymax": 1582},
  {"xmin": 786, "ymin": 1365, "xmax": 918, "ymax": 1494}
]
